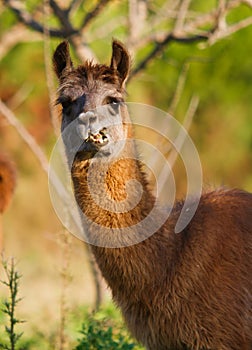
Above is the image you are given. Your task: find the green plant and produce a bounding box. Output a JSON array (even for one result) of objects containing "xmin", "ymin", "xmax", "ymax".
[
  {"xmin": 75, "ymin": 314, "xmax": 138, "ymax": 350},
  {"xmin": 0, "ymin": 256, "xmax": 24, "ymax": 350}
]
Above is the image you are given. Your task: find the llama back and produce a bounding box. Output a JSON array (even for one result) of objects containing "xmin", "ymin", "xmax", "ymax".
[
  {"xmin": 171, "ymin": 188, "xmax": 252, "ymax": 349},
  {"xmin": 109, "ymin": 189, "xmax": 252, "ymax": 350}
]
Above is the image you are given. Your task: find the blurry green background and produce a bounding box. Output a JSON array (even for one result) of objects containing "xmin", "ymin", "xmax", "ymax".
[{"xmin": 0, "ymin": 0, "xmax": 252, "ymax": 348}]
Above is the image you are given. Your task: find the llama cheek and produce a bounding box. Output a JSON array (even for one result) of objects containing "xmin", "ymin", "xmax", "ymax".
[{"xmin": 77, "ymin": 123, "xmax": 89, "ymax": 141}]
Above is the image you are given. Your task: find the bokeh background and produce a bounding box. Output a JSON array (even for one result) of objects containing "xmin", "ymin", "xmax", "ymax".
[{"xmin": 1, "ymin": 0, "xmax": 252, "ymax": 348}]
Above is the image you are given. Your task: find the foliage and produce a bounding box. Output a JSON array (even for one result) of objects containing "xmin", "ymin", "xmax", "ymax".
[
  {"xmin": 0, "ymin": 260, "xmax": 143, "ymax": 350},
  {"xmin": 74, "ymin": 311, "xmax": 142, "ymax": 350},
  {"xmin": 0, "ymin": 257, "xmax": 24, "ymax": 350}
]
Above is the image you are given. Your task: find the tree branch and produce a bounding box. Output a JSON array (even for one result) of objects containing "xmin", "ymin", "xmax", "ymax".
[
  {"xmin": 174, "ymin": 0, "xmax": 192, "ymax": 33},
  {"xmin": 67, "ymin": 0, "xmax": 83, "ymax": 15},
  {"xmin": 4, "ymin": 0, "xmax": 77, "ymax": 37},
  {"xmin": 43, "ymin": 0, "xmax": 61, "ymax": 133},
  {"xmin": 80, "ymin": 0, "xmax": 112, "ymax": 30},
  {"xmin": 169, "ymin": 63, "xmax": 190, "ymax": 116},
  {"xmin": 0, "ymin": 99, "xmax": 49, "ymax": 173},
  {"xmin": 128, "ymin": 0, "xmax": 147, "ymax": 50},
  {"xmin": 209, "ymin": 13, "xmax": 252, "ymax": 45},
  {"xmin": 130, "ymin": 0, "xmax": 252, "ymax": 78},
  {"xmin": 0, "ymin": 24, "xmax": 40, "ymax": 61},
  {"xmin": 130, "ymin": 32, "xmax": 208, "ymax": 79},
  {"xmin": 49, "ymin": 0, "xmax": 76, "ymax": 36},
  {"xmin": 158, "ymin": 94, "xmax": 199, "ymax": 193}
]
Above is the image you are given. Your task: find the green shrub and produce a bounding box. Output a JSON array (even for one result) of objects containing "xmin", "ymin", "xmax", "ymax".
[
  {"xmin": 0, "ymin": 257, "xmax": 24, "ymax": 350},
  {"xmin": 75, "ymin": 315, "xmax": 138, "ymax": 350}
]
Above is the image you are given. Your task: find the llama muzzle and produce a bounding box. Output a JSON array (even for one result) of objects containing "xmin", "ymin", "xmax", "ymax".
[
  {"xmin": 75, "ymin": 127, "xmax": 110, "ymax": 159},
  {"xmin": 85, "ymin": 128, "xmax": 109, "ymax": 146}
]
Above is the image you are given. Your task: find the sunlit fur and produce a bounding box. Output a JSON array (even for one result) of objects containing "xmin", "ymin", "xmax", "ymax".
[{"xmin": 53, "ymin": 40, "xmax": 252, "ymax": 350}]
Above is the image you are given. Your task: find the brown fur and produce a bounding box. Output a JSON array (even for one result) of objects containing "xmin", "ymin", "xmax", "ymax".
[
  {"xmin": 53, "ymin": 40, "xmax": 252, "ymax": 350},
  {"xmin": 0, "ymin": 153, "xmax": 16, "ymax": 251},
  {"xmin": 0, "ymin": 153, "xmax": 16, "ymax": 214}
]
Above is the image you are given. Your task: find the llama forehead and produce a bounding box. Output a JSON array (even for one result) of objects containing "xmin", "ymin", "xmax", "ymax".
[
  {"xmin": 77, "ymin": 63, "xmax": 121, "ymax": 85},
  {"xmin": 58, "ymin": 62, "xmax": 122, "ymax": 100}
]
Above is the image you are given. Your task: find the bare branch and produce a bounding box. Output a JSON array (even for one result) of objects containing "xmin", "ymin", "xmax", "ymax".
[
  {"xmin": 128, "ymin": 0, "xmax": 148, "ymax": 49},
  {"xmin": 80, "ymin": 0, "xmax": 112, "ymax": 30},
  {"xmin": 6, "ymin": 84, "xmax": 33, "ymax": 111},
  {"xmin": 184, "ymin": 0, "xmax": 252, "ymax": 34},
  {"xmin": 67, "ymin": 0, "xmax": 83, "ymax": 14},
  {"xmin": 130, "ymin": 0, "xmax": 252, "ymax": 78},
  {"xmin": 0, "ymin": 24, "xmax": 40, "ymax": 60},
  {"xmin": 4, "ymin": 0, "xmax": 77, "ymax": 37},
  {"xmin": 150, "ymin": 0, "xmax": 181, "ymax": 19},
  {"xmin": 0, "ymin": 99, "xmax": 49, "ymax": 173},
  {"xmin": 70, "ymin": 35, "xmax": 98, "ymax": 62},
  {"xmin": 58, "ymin": 229, "xmax": 72, "ymax": 350},
  {"xmin": 90, "ymin": 16, "xmax": 127, "ymax": 40},
  {"xmin": 145, "ymin": 0, "xmax": 199, "ymax": 38},
  {"xmin": 49, "ymin": 0, "xmax": 75, "ymax": 35},
  {"xmin": 130, "ymin": 32, "xmax": 208, "ymax": 79},
  {"xmin": 209, "ymin": 14, "xmax": 252, "ymax": 45},
  {"xmin": 43, "ymin": 0, "xmax": 61, "ymax": 133},
  {"xmin": 4, "ymin": 0, "xmax": 110, "ymax": 39},
  {"xmin": 158, "ymin": 94, "xmax": 199, "ymax": 193},
  {"xmin": 174, "ymin": 0, "xmax": 192, "ymax": 33},
  {"xmin": 148, "ymin": 62, "xmax": 193, "ymax": 177},
  {"xmin": 229, "ymin": 0, "xmax": 252, "ymax": 9},
  {"xmin": 169, "ymin": 63, "xmax": 190, "ymax": 116}
]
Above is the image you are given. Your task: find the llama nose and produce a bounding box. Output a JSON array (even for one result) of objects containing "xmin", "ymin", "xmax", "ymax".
[
  {"xmin": 78, "ymin": 111, "xmax": 100, "ymax": 139},
  {"xmin": 79, "ymin": 111, "xmax": 97, "ymax": 126}
]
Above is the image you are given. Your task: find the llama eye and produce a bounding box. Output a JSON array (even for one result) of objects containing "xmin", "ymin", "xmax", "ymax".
[
  {"xmin": 58, "ymin": 94, "xmax": 86, "ymax": 115},
  {"xmin": 57, "ymin": 96, "xmax": 72, "ymax": 109},
  {"xmin": 56, "ymin": 96, "xmax": 71, "ymax": 109},
  {"xmin": 104, "ymin": 97, "xmax": 123, "ymax": 115},
  {"xmin": 105, "ymin": 97, "xmax": 123, "ymax": 105}
]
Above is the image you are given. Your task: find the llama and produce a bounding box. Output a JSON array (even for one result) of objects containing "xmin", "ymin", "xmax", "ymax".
[{"xmin": 53, "ymin": 40, "xmax": 252, "ymax": 350}]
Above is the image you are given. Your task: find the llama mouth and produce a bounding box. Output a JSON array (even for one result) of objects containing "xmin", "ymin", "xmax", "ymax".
[
  {"xmin": 85, "ymin": 128, "xmax": 109, "ymax": 146},
  {"xmin": 76, "ymin": 129, "xmax": 110, "ymax": 159}
]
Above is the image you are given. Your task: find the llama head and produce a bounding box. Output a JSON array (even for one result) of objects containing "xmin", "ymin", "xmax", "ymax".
[{"xmin": 53, "ymin": 40, "xmax": 131, "ymax": 160}]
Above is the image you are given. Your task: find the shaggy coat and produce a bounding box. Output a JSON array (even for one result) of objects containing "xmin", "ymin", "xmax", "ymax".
[{"xmin": 53, "ymin": 40, "xmax": 252, "ymax": 350}]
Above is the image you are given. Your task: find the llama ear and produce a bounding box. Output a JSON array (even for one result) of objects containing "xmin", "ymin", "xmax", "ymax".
[
  {"xmin": 110, "ymin": 40, "xmax": 130, "ymax": 86},
  {"xmin": 53, "ymin": 41, "xmax": 73, "ymax": 79}
]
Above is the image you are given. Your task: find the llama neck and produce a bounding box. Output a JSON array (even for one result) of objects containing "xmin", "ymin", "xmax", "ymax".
[
  {"xmin": 71, "ymin": 140, "xmax": 154, "ymax": 232},
  {"xmin": 70, "ymin": 139, "xmax": 164, "ymax": 295},
  {"xmin": 72, "ymin": 133, "xmax": 174, "ymax": 299}
]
